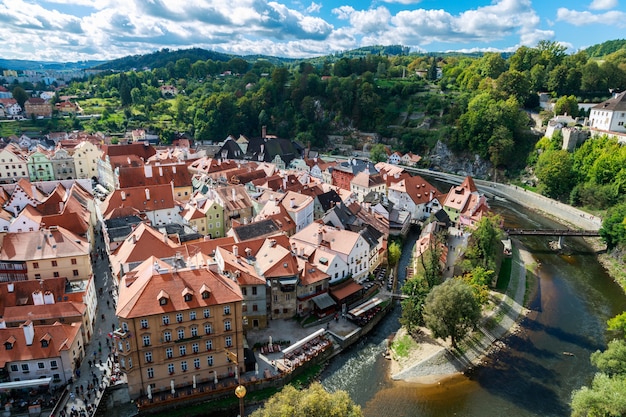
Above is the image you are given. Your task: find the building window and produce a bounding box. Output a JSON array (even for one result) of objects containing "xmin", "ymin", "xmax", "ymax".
[
  {"xmin": 51, "ymin": 260, "xmax": 57, "ymax": 267},
  {"xmin": 34, "ymin": 274, "xmax": 41, "ymax": 280},
  {"xmin": 176, "ymin": 313, "xmax": 183, "ymax": 323},
  {"xmin": 33, "ymin": 262, "xmax": 39, "ymax": 269},
  {"xmin": 205, "ymin": 340, "xmax": 213, "ymax": 351},
  {"xmin": 142, "ymin": 335, "xmax": 151, "ymax": 346},
  {"xmin": 191, "ymin": 326, "xmax": 198, "ymax": 337},
  {"xmin": 179, "ymin": 345, "xmax": 186, "ymax": 356},
  {"xmin": 53, "ymin": 272, "xmax": 60, "ymax": 278},
  {"xmin": 164, "ymin": 331, "xmax": 172, "ymax": 342},
  {"xmin": 50, "ymin": 360, "xmax": 58, "ymax": 369},
  {"xmin": 224, "ymin": 320, "xmax": 231, "ymax": 331},
  {"xmin": 204, "ymin": 324, "xmax": 212, "ymax": 334},
  {"xmin": 241, "ymin": 287, "xmax": 247, "ymax": 296},
  {"xmin": 162, "ymin": 315, "xmax": 170, "ymax": 325},
  {"xmin": 159, "ymin": 298, "xmax": 167, "ymax": 306},
  {"xmin": 122, "ymin": 322, "xmax": 129, "ymax": 332},
  {"xmin": 203, "ymin": 308, "xmax": 210, "ymax": 317},
  {"xmin": 252, "ymin": 287, "xmax": 257, "ymax": 295},
  {"xmin": 128, "ymin": 358, "xmax": 132, "ymax": 369},
  {"xmin": 73, "ymin": 270, "xmax": 79, "ymax": 276},
  {"xmin": 71, "ymin": 258, "xmax": 77, "ymax": 265},
  {"xmin": 189, "ymin": 311, "xmax": 196, "ymax": 321},
  {"xmin": 225, "ymin": 336, "xmax": 232, "ymax": 348},
  {"xmin": 168, "ymin": 364, "xmax": 174, "ymax": 375},
  {"xmin": 38, "ymin": 362, "xmax": 45, "ymax": 369},
  {"xmin": 21, "ymin": 364, "xmax": 29, "ymax": 373},
  {"xmin": 252, "ymin": 304, "xmax": 258, "ymax": 312},
  {"xmin": 10, "ymin": 365, "xmax": 17, "ymax": 372},
  {"xmin": 166, "ymin": 348, "xmax": 173, "ymax": 359},
  {"xmin": 181, "ymin": 361, "xmax": 188, "ymax": 372},
  {"xmin": 223, "ymin": 305, "xmax": 230, "ymax": 315},
  {"xmin": 140, "ymin": 319, "xmax": 149, "ymax": 329},
  {"xmin": 192, "ymin": 343, "xmax": 199, "ymax": 353},
  {"xmin": 184, "ymin": 293, "xmax": 192, "ymax": 302},
  {"xmin": 145, "ymin": 352, "xmax": 152, "ymax": 363},
  {"xmin": 194, "ymin": 358, "xmax": 200, "ymax": 369},
  {"xmin": 178, "ymin": 329, "xmax": 185, "ymax": 339},
  {"xmin": 147, "ymin": 368, "xmax": 154, "ymax": 379},
  {"xmin": 207, "ymin": 356, "xmax": 214, "ymax": 366}
]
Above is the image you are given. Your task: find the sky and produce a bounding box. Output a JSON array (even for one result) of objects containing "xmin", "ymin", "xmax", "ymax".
[{"xmin": 1, "ymin": 0, "xmax": 625, "ymax": 62}]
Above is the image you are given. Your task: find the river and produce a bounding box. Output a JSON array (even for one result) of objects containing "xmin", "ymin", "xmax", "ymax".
[{"xmin": 319, "ymin": 198, "xmax": 626, "ymax": 417}]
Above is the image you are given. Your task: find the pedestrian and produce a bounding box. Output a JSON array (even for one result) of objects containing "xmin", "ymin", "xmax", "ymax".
[
  {"xmin": 88, "ymin": 360, "xmax": 92, "ymax": 368},
  {"xmin": 107, "ymin": 300, "xmax": 110, "ymax": 308}
]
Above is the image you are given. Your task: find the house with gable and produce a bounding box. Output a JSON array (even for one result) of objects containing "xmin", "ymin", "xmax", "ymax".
[
  {"xmin": 387, "ymin": 175, "xmax": 443, "ymax": 221},
  {"xmin": 3, "ymin": 178, "xmax": 46, "ymax": 214},
  {"xmin": 350, "ymin": 171, "xmax": 386, "ymax": 203},
  {"xmin": 388, "ymin": 151, "xmax": 402, "ymax": 165},
  {"xmin": 27, "ymin": 147, "xmax": 55, "ymax": 181},
  {"xmin": 50, "ymin": 147, "xmax": 76, "ymax": 180},
  {"xmin": 211, "ymin": 185, "xmax": 254, "ymax": 233},
  {"xmin": 72, "ymin": 140, "xmax": 102, "ymax": 180},
  {"xmin": 589, "ymin": 91, "xmax": 626, "ymax": 134},
  {"xmin": 0, "ymin": 143, "xmax": 29, "ymax": 183},
  {"xmin": 182, "ymin": 195, "xmax": 225, "ymax": 238},
  {"xmin": 442, "ymin": 176, "xmax": 489, "ymax": 228},
  {"xmin": 24, "ymin": 97, "xmax": 52, "ymax": 118},
  {"xmin": 118, "ymin": 163, "xmax": 193, "ymax": 202},
  {"xmin": 101, "ymin": 184, "xmax": 182, "ymax": 227},
  {"xmin": 401, "ymin": 152, "xmax": 421, "ymax": 167},
  {"xmin": 0, "ymin": 321, "xmax": 84, "ymax": 388},
  {"xmin": 97, "ymin": 143, "xmax": 157, "ymax": 190}
]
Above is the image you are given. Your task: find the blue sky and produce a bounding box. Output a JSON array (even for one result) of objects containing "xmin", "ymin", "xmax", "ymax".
[{"xmin": 0, "ymin": 0, "xmax": 624, "ymax": 62}]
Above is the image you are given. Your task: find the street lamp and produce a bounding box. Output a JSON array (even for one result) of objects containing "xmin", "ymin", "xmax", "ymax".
[{"xmin": 235, "ymin": 384, "xmax": 247, "ymax": 417}]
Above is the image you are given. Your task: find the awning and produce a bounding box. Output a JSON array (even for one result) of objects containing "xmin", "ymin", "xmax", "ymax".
[
  {"xmin": 330, "ymin": 281, "xmax": 363, "ymax": 302},
  {"xmin": 311, "ymin": 293, "xmax": 336, "ymax": 310},
  {"xmin": 279, "ymin": 278, "xmax": 298, "ymax": 285},
  {"xmin": 348, "ymin": 297, "xmax": 384, "ymax": 317},
  {"xmin": 0, "ymin": 377, "xmax": 52, "ymax": 391},
  {"xmin": 282, "ymin": 328, "xmax": 326, "ymax": 356}
]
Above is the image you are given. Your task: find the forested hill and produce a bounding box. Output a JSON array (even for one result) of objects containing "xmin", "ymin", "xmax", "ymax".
[
  {"xmin": 583, "ymin": 39, "xmax": 626, "ymax": 58},
  {"xmin": 92, "ymin": 48, "xmax": 235, "ymax": 71}
]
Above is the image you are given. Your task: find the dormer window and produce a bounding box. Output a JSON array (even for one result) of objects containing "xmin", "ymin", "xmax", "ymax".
[
  {"xmin": 182, "ymin": 287, "xmax": 194, "ymax": 302},
  {"xmin": 4, "ymin": 342, "xmax": 12, "ymax": 350},
  {"xmin": 41, "ymin": 340, "xmax": 49, "ymax": 348},
  {"xmin": 200, "ymin": 284, "xmax": 210, "ymax": 300},
  {"xmin": 40, "ymin": 333, "xmax": 51, "ymax": 348},
  {"xmin": 158, "ymin": 290, "xmax": 169, "ymax": 306},
  {"xmin": 202, "ymin": 291, "xmax": 210, "ymax": 299}
]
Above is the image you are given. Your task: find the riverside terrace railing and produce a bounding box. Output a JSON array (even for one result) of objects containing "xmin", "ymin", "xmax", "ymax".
[{"xmin": 505, "ymin": 229, "xmax": 601, "ymax": 237}]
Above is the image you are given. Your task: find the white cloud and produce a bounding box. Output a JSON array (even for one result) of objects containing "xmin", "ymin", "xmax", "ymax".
[
  {"xmin": 589, "ymin": 0, "xmax": 618, "ymax": 10},
  {"xmin": 306, "ymin": 2, "xmax": 321, "ymax": 13},
  {"xmin": 557, "ymin": 8, "xmax": 626, "ymax": 26},
  {"xmin": 380, "ymin": 0, "xmax": 422, "ymax": 4}
]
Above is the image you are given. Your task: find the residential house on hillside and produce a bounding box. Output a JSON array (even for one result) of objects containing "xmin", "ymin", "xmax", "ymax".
[
  {"xmin": 388, "ymin": 151, "xmax": 402, "ymax": 165},
  {"xmin": 0, "ymin": 98, "xmax": 22, "ymax": 118},
  {"xmin": 24, "ymin": 98, "xmax": 52, "ymax": 118},
  {"xmin": 350, "ymin": 171, "xmax": 385, "ymax": 203},
  {"xmin": 442, "ymin": 176, "xmax": 489, "ymax": 228},
  {"xmin": 401, "ymin": 152, "xmax": 421, "ymax": 167},
  {"xmin": 115, "ymin": 256, "xmax": 244, "ymax": 399},
  {"xmin": 182, "ymin": 196, "xmax": 224, "ymax": 238},
  {"xmin": 589, "ymin": 91, "xmax": 626, "ymax": 134},
  {"xmin": 0, "ymin": 321, "xmax": 84, "ymax": 388}
]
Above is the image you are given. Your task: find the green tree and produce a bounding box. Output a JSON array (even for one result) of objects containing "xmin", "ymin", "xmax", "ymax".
[
  {"xmin": 422, "ymin": 279, "xmax": 481, "ymax": 349},
  {"xmin": 599, "ymin": 202, "xmax": 626, "ymax": 249},
  {"xmin": 11, "ymin": 86, "xmax": 28, "ymax": 108},
  {"xmin": 463, "ymin": 215, "xmax": 503, "ymax": 271},
  {"xmin": 250, "ymin": 382, "xmax": 363, "ymax": 417},
  {"xmin": 591, "ymin": 339, "xmax": 626, "ymax": 377},
  {"xmin": 370, "ymin": 143, "xmax": 388, "ymax": 163},
  {"xmin": 535, "ymin": 149, "xmax": 575, "ymax": 200},
  {"xmin": 388, "ymin": 241, "xmax": 401, "ymax": 268},
  {"xmin": 607, "ymin": 312, "xmax": 626, "ymax": 339},
  {"xmin": 400, "ymin": 277, "xmax": 430, "ymax": 332},
  {"xmin": 553, "ymin": 95, "xmax": 579, "ymax": 117},
  {"xmin": 461, "ymin": 266, "xmax": 494, "ymax": 305},
  {"xmin": 571, "ymin": 374, "xmax": 626, "ymax": 417}
]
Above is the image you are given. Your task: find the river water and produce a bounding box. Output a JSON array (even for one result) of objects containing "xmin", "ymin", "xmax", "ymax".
[{"xmin": 319, "ymin": 198, "xmax": 626, "ymax": 417}]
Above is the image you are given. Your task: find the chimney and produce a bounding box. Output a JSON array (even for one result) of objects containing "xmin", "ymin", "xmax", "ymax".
[
  {"xmin": 282, "ymin": 177, "xmax": 287, "ymax": 190},
  {"xmin": 32, "ymin": 290, "xmax": 44, "ymax": 305},
  {"xmin": 262, "ymin": 125, "xmax": 267, "ymax": 139},
  {"xmin": 231, "ymin": 188, "xmax": 236, "ymax": 201},
  {"xmin": 144, "ymin": 165, "xmax": 153, "ymax": 178},
  {"xmin": 132, "ymin": 234, "xmax": 137, "ymax": 244},
  {"xmin": 43, "ymin": 290, "xmax": 55, "ymax": 305},
  {"xmin": 173, "ymin": 166, "xmax": 177, "ymax": 174},
  {"xmin": 317, "ymin": 229, "xmax": 323, "ymax": 245},
  {"xmin": 121, "ymin": 191, "xmax": 126, "ymax": 201},
  {"xmin": 290, "ymin": 198, "xmax": 295, "ymax": 208},
  {"xmin": 159, "ymin": 166, "xmax": 163, "ymax": 177},
  {"xmin": 22, "ymin": 320, "xmax": 35, "ymax": 346},
  {"xmin": 145, "ymin": 188, "xmax": 150, "ymax": 201},
  {"xmin": 233, "ymin": 245, "xmax": 239, "ymax": 257}
]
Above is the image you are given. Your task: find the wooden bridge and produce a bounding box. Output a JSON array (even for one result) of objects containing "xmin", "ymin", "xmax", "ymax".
[{"xmin": 505, "ymin": 229, "xmax": 600, "ymax": 237}]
